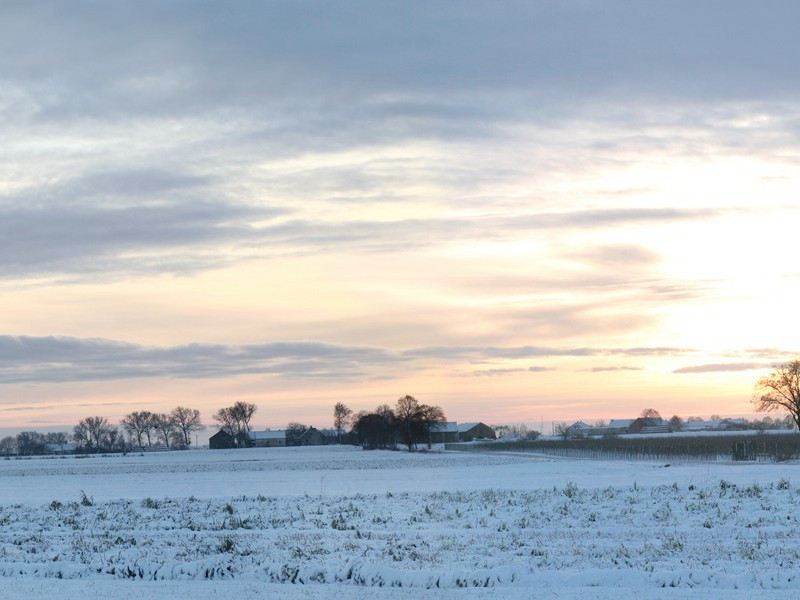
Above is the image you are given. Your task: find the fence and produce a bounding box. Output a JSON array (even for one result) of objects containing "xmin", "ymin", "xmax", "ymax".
[{"xmin": 445, "ymin": 433, "xmax": 800, "ymax": 462}]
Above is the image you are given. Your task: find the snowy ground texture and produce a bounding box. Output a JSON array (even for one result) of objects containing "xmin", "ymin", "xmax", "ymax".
[{"xmin": 2, "ymin": 446, "xmax": 800, "ymax": 599}]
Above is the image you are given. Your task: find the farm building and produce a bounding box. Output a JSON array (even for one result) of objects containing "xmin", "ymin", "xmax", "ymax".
[
  {"xmin": 428, "ymin": 422, "xmax": 459, "ymax": 444},
  {"xmin": 209, "ymin": 430, "xmax": 236, "ymax": 450},
  {"xmin": 458, "ymin": 422, "xmax": 496, "ymax": 442},
  {"xmin": 250, "ymin": 430, "xmax": 286, "ymax": 448},
  {"xmin": 290, "ymin": 426, "xmax": 327, "ymax": 446}
]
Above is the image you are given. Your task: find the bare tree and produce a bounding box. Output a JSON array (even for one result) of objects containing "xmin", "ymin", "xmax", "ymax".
[
  {"xmin": 171, "ymin": 406, "xmax": 204, "ymax": 447},
  {"xmin": 73, "ymin": 416, "xmax": 112, "ymax": 453},
  {"xmin": 0, "ymin": 436, "xmax": 16, "ymax": 457},
  {"xmin": 214, "ymin": 402, "xmax": 257, "ymax": 447},
  {"xmin": 754, "ymin": 359, "xmax": 800, "ymax": 430},
  {"xmin": 16, "ymin": 431, "xmax": 46, "ymax": 455},
  {"xmin": 286, "ymin": 422, "xmax": 307, "ymax": 446},
  {"xmin": 333, "ymin": 402, "xmax": 352, "ymax": 443},
  {"xmin": 153, "ymin": 413, "xmax": 177, "ymax": 449},
  {"xmin": 668, "ymin": 415, "xmax": 684, "ymax": 432},
  {"xmin": 45, "ymin": 432, "xmax": 70, "ymax": 445},
  {"xmin": 393, "ymin": 395, "xmax": 446, "ymax": 451},
  {"xmin": 640, "ymin": 408, "xmax": 662, "ymax": 420},
  {"xmin": 121, "ymin": 411, "xmax": 155, "ymax": 448}
]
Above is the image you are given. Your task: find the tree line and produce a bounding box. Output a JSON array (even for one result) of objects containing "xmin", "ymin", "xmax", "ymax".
[
  {"xmin": 345, "ymin": 395, "xmax": 447, "ymax": 452},
  {"xmin": 0, "ymin": 406, "xmax": 205, "ymax": 456}
]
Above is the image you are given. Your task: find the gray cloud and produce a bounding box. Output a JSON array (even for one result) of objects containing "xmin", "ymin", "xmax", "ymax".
[
  {"xmin": 583, "ymin": 366, "xmax": 643, "ymax": 373},
  {"xmin": 673, "ymin": 362, "xmax": 770, "ymax": 374},
  {"xmin": 0, "ymin": 336, "xmax": 398, "ymax": 384},
  {"xmin": 0, "ymin": 335, "xmax": 696, "ymax": 385},
  {"xmin": 3, "ymin": 1, "xmax": 799, "ymax": 123},
  {"xmin": 473, "ymin": 368, "xmax": 526, "ymax": 377},
  {"xmin": 0, "ymin": 201, "xmax": 718, "ymax": 280}
]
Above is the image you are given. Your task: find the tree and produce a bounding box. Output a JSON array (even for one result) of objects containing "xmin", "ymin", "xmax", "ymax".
[
  {"xmin": 73, "ymin": 417, "xmax": 112, "ymax": 453},
  {"xmin": 352, "ymin": 409, "xmax": 396, "ymax": 450},
  {"xmin": 640, "ymin": 408, "xmax": 661, "ymax": 420},
  {"xmin": 754, "ymin": 359, "xmax": 800, "ymax": 430},
  {"xmin": 668, "ymin": 415, "xmax": 684, "ymax": 432},
  {"xmin": 286, "ymin": 422, "xmax": 307, "ymax": 446},
  {"xmin": 171, "ymin": 406, "xmax": 204, "ymax": 448},
  {"xmin": 214, "ymin": 402, "xmax": 257, "ymax": 447},
  {"xmin": 0, "ymin": 436, "xmax": 17, "ymax": 457},
  {"xmin": 153, "ymin": 413, "xmax": 177, "ymax": 449},
  {"xmin": 121, "ymin": 411, "xmax": 156, "ymax": 448},
  {"xmin": 418, "ymin": 404, "xmax": 446, "ymax": 448},
  {"xmin": 333, "ymin": 402, "xmax": 352, "ymax": 443},
  {"xmin": 16, "ymin": 431, "xmax": 46, "ymax": 455},
  {"xmin": 393, "ymin": 395, "xmax": 446, "ymax": 451},
  {"xmin": 45, "ymin": 432, "xmax": 70, "ymax": 445}
]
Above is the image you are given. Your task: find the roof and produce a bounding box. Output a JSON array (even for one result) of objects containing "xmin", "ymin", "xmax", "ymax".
[
  {"xmin": 430, "ymin": 422, "xmax": 459, "ymax": 433},
  {"xmin": 608, "ymin": 419, "xmax": 636, "ymax": 428},
  {"xmin": 568, "ymin": 421, "xmax": 593, "ymax": 430},
  {"xmin": 457, "ymin": 422, "xmax": 487, "ymax": 432},
  {"xmin": 249, "ymin": 430, "xmax": 286, "ymax": 440}
]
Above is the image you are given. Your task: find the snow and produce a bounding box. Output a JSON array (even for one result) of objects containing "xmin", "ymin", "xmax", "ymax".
[{"xmin": 1, "ymin": 446, "xmax": 800, "ymax": 598}]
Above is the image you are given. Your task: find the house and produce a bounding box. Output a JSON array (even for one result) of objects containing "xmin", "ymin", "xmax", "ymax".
[
  {"xmin": 249, "ymin": 430, "xmax": 286, "ymax": 448},
  {"xmin": 428, "ymin": 422, "xmax": 460, "ymax": 444},
  {"xmin": 607, "ymin": 419, "xmax": 636, "ymax": 435},
  {"xmin": 292, "ymin": 427, "xmax": 326, "ymax": 446},
  {"xmin": 458, "ymin": 422, "xmax": 496, "ymax": 442},
  {"xmin": 209, "ymin": 430, "xmax": 236, "ymax": 449},
  {"xmin": 44, "ymin": 442, "xmax": 77, "ymax": 455},
  {"xmin": 565, "ymin": 421, "xmax": 595, "ymax": 439}
]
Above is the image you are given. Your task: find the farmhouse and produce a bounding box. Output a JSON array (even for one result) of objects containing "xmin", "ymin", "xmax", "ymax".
[
  {"xmin": 250, "ymin": 430, "xmax": 286, "ymax": 448},
  {"xmin": 428, "ymin": 422, "xmax": 459, "ymax": 444},
  {"xmin": 458, "ymin": 422, "xmax": 496, "ymax": 442},
  {"xmin": 44, "ymin": 442, "xmax": 77, "ymax": 455},
  {"xmin": 209, "ymin": 430, "xmax": 236, "ymax": 449},
  {"xmin": 565, "ymin": 421, "xmax": 595, "ymax": 439},
  {"xmin": 288, "ymin": 427, "xmax": 326, "ymax": 446}
]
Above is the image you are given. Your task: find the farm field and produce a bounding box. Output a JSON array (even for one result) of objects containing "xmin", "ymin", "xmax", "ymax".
[{"xmin": 1, "ymin": 446, "xmax": 800, "ymax": 599}]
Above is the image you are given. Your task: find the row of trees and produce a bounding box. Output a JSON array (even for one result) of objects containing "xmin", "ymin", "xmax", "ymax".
[
  {"xmin": 0, "ymin": 406, "xmax": 206, "ymax": 456},
  {"xmin": 349, "ymin": 395, "xmax": 446, "ymax": 451},
  {"xmin": 213, "ymin": 401, "xmax": 257, "ymax": 447},
  {"xmin": 121, "ymin": 407, "xmax": 204, "ymax": 450}
]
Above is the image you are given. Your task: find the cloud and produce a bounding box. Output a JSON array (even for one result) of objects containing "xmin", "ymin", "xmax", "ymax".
[
  {"xmin": 0, "ymin": 196, "xmax": 719, "ymax": 280},
  {"xmin": 528, "ymin": 366, "xmax": 556, "ymax": 373},
  {"xmin": 0, "ymin": 336, "xmax": 399, "ymax": 384},
  {"xmin": 0, "ymin": 335, "xmax": 698, "ymax": 385},
  {"xmin": 673, "ymin": 362, "xmax": 770, "ymax": 374},
  {"xmin": 473, "ymin": 368, "xmax": 526, "ymax": 377},
  {"xmin": 583, "ymin": 366, "xmax": 644, "ymax": 373}
]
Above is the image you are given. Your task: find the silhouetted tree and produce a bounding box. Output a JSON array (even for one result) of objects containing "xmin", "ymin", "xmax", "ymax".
[
  {"xmin": 121, "ymin": 411, "xmax": 155, "ymax": 448},
  {"xmin": 333, "ymin": 402, "xmax": 352, "ymax": 443},
  {"xmin": 352, "ymin": 409, "xmax": 396, "ymax": 450},
  {"xmin": 754, "ymin": 359, "xmax": 800, "ymax": 430},
  {"xmin": 45, "ymin": 431, "xmax": 70, "ymax": 445},
  {"xmin": 668, "ymin": 415, "xmax": 684, "ymax": 432},
  {"xmin": 393, "ymin": 395, "xmax": 447, "ymax": 451},
  {"xmin": 214, "ymin": 402, "xmax": 257, "ymax": 447},
  {"xmin": 0, "ymin": 436, "xmax": 17, "ymax": 456},
  {"xmin": 286, "ymin": 422, "xmax": 307, "ymax": 446},
  {"xmin": 153, "ymin": 413, "xmax": 177, "ymax": 449},
  {"xmin": 73, "ymin": 417, "xmax": 112, "ymax": 453},
  {"xmin": 640, "ymin": 408, "xmax": 662, "ymax": 420},
  {"xmin": 171, "ymin": 406, "xmax": 204, "ymax": 448},
  {"xmin": 16, "ymin": 431, "xmax": 46, "ymax": 455}
]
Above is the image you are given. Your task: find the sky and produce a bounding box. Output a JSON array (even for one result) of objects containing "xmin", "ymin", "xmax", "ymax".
[{"xmin": 1, "ymin": 1, "xmax": 799, "ymax": 436}]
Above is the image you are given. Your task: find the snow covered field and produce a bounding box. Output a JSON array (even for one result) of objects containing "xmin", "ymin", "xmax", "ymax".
[{"xmin": 2, "ymin": 446, "xmax": 800, "ymax": 599}]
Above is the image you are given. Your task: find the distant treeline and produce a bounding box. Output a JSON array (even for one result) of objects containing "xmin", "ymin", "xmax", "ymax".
[
  {"xmin": 448, "ymin": 432, "xmax": 800, "ymax": 462},
  {"xmin": 0, "ymin": 406, "xmax": 205, "ymax": 456}
]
